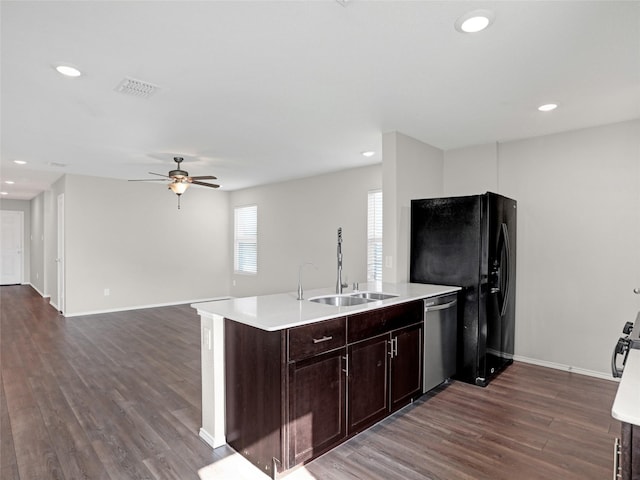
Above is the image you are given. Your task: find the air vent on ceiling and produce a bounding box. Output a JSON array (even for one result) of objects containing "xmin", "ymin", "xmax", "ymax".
[{"xmin": 114, "ymin": 77, "xmax": 159, "ymax": 99}]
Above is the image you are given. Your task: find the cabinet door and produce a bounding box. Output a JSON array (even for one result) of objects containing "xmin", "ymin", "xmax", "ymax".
[
  {"xmin": 348, "ymin": 334, "xmax": 389, "ymax": 434},
  {"xmin": 390, "ymin": 323, "xmax": 423, "ymax": 412},
  {"xmin": 288, "ymin": 348, "xmax": 346, "ymax": 467}
]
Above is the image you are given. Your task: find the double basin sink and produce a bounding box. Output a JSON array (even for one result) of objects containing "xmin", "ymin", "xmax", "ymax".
[{"xmin": 309, "ymin": 291, "xmax": 398, "ymax": 307}]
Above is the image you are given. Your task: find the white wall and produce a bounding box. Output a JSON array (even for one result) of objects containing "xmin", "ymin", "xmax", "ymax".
[
  {"xmin": 444, "ymin": 142, "xmax": 498, "ymax": 196},
  {"xmin": 62, "ymin": 174, "xmax": 230, "ymax": 315},
  {"xmin": 0, "ymin": 198, "xmax": 31, "ymax": 284},
  {"xmin": 383, "ymin": 131, "xmax": 444, "ymax": 283},
  {"xmin": 444, "ymin": 119, "xmax": 640, "ymax": 376},
  {"xmin": 229, "ymin": 165, "xmax": 381, "ymax": 298}
]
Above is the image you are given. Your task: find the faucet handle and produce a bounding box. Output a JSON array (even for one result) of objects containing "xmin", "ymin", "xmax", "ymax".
[{"xmin": 353, "ymin": 282, "xmax": 359, "ymax": 291}]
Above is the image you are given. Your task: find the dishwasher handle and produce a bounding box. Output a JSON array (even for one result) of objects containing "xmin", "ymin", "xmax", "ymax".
[{"xmin": 425, "ymin": 299, "xmax": 457, "ymax": 312}]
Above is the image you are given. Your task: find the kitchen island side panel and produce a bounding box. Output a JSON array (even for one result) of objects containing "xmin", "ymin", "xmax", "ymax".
[{"xmin": 224, "ymin": 318, "xmax": 285, "ymax": 477}]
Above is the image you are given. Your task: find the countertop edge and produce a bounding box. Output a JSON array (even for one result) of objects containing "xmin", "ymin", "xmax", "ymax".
[
  {"xmin": 192, "ymin": 283, "xmax": 461, "ymax": 331},
  {"xmin": 612, "ymin": 348, "xmax": 640, "ymax": 426}
]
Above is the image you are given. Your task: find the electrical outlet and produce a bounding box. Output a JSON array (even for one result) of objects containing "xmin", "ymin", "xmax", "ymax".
[
  {"xmin": 203, "ymin": 327, "xmax": 212, "ymax": 350},
  {"xmin": 385, "ymin": 256, "xmax": 393, "ymax": 268},
  {"xmin": 104, "ymin": 288, "xmax": 110, "ymax": 296}
]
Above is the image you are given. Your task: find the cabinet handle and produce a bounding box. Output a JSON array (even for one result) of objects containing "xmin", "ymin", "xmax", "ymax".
[
  {"xmin": 312, "ymin": 335, "xmax": 333, "ymax": 344},
  {"xmin": 388, "ymin": 338, "xmax": 398, "ymax": 358},
  {"xmin": 342, "ymin": 355, "xmax": 348, "ymax": 375},
  {"xmin": 613, "ymin": 437, "xmax": 621, "ymax": 478}
]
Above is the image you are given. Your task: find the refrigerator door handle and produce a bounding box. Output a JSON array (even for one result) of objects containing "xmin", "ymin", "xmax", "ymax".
[{"xmin": 500, "ymin": 223, "xmax": 511, "ymax": 317}]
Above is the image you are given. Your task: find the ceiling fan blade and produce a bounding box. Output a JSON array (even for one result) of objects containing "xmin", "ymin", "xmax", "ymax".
[
  {"xmin": 189, "ymin": 175, "xmax": 217, "ymax": 180},
  {"xmin": 149, "ymin": 171, "xmax": 171, "ymax": 178},
  {"xmin": 190, "ymin": 180, "xmax": 220, "ymax": 188},
  {"xmin": 128, "ymin": 178, "xmax": 169, "ymax": 182}
]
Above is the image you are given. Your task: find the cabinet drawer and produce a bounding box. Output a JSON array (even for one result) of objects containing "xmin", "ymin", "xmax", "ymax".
[
  {"xmin": 348, "ymin": 300, "xmax": 423, "ymax": 344},
  {"xmin": 288, "ymin": 317, "xmax": 346, "ymax": 361}
]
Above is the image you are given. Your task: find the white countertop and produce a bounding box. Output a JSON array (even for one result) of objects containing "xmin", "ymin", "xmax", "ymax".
[
  {"xmin": 612, "ymin": 348, "xmax": 640, "ymax": 426},
  {"xmin": 192, "ymin": 282, "xmax": 460, "ymax": 331}
]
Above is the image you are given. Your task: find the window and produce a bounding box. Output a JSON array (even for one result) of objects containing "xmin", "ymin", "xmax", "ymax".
[
  {"xmin": 367, "ymin": 190, "xmax": 383, "ymax": 281},
  {"xmin": 234, "ymin": 205, "xmax": 257, "ymax": 274}
]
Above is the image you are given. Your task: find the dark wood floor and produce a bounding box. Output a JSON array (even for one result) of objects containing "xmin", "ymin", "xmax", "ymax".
[
  {"xmin": 296, "ymin": 363, "xmax": 621, "ymax": 480},
  {"xmin": 1, "ymin": 285, "xmax": 621, "ymax": 480},
  {"xmin": 1, "ymin": 285, "xmax": 217, "ymax": 479}
]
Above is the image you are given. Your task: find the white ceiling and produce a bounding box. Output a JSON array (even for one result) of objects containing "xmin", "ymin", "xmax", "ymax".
[{"xmin": 1, "ymin": 1, "xmax": 639, "ymax": 200}]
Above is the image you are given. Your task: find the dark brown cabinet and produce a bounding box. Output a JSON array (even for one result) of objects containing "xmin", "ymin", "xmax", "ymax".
[
  {"xmin": 348, "ymin": 322, "xmax": 423, "ymax": 434},
  {"xmin": 288, "ymin": 348, "xmax": 347, "ymax": 466},
  {"xmin": 617, "ymin": 421, "xmax": 640, "ymax": 480},
  {"xmin": 389, "ymin": 322, "xmax": 423, "ymax": 411},
  {"xmin": 224, "ymin": 299, "xmax": 425, "ymax": 478},
  {"xmin": 348, "ymin": 334, "xmax": 389, "ymax": 433}
]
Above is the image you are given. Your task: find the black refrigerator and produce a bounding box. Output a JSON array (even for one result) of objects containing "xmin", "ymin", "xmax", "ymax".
[{"xmin": 410, "ymin": 192, "xmax": 516, "ymax": 387}]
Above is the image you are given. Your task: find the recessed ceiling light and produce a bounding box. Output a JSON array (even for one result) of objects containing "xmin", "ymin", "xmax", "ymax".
[
  {"xmin": 13, "ymin": 160, "xmax": 27, "ymax": 165},
  {"xmin": 538, "ymin": 103, "xmax": 558, "ymax": 112},
  {"xmin": 0, "ymin": 192, "xmax": 8, "ymax": 196},
  {"xmin": 4, "ymin": 180, "xmax": 15, "ymax": 185},
  {"xmin": 361, "ymin": 151, "xmax": 375, "ymax": 157},
  {"xmin": 55, "ymin": 64, "xmax": 82, "ymax": 77},
  {"xmin": 455, "ymin": 9, "xmax": 495, "ymax": 33}
]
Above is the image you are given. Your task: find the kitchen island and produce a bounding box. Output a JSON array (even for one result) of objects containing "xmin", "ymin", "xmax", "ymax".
[{"xmin": 193, "ymin": 282, "xmax": 459, "ymax": 477}]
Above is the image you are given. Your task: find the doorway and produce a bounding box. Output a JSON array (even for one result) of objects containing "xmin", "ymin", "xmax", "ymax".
[{"xmin": 0, "ymin": 210, "xmax": 24, "ymax": 285}]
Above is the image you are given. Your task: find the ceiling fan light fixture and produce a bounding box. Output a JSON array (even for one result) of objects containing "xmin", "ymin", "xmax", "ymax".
[
  {"xmin": 169, "ymin": 180, "xmax": 190, "ymax": 195},
  {"xmin": 129, "ymin": 157, "xmax": 219, "ymax": 210}
]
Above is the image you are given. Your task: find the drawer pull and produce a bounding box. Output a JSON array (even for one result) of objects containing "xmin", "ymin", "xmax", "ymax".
[
  {"xmin": 613, "ymin": 437, "xmax": 621, "ymax": 479},
  {"xmin": 312, "ymin": 335, "xmax": 333, "ymax": 344}
]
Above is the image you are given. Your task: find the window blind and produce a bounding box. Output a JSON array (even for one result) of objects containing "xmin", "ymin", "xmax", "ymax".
[
  {"xmin": 367, "ymin": 190, "xmax": 383, "ymax": 281},
  {"xmin": 234, "ymin": 205, "xmax": 257, "ymax": 274}
]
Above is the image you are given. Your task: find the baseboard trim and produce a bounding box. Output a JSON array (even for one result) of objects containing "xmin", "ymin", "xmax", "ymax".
[
  {"xmin": 514, "ymin": 355, "xmax": 618, "ymax": 382},
  {"xmin": 199, "ymin": 428, "xmax": 225, "ymax": 449},
  {"xmin": 64, "ymin": 297, "xmax": 230, "ymax": 318},
  {"xmin": 27, "ymin": 283, "xmax": 46, "ymax": 298}
]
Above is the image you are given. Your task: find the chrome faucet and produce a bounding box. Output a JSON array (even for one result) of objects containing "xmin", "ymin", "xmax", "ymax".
[{"xmin": 336, "ymin": 227, "xmax": 348, "ymax": 294}]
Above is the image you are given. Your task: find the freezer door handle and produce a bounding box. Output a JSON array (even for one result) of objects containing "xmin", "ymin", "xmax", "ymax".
[
  {"xmin": 500, "ymin": 223, "xmax": 511, "ymax": 317},
  {"xmin": 489, "ymin": 223, "xmax": 511, "ymax": 315}
]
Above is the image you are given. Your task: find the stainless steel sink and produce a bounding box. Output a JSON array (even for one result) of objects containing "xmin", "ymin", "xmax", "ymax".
[
  {"xmin": 309, "ymin": 295, "xmax": 373, "ymax": 306},
  {"xmin": 350, "ymin": 292, "xmax": 399, "ymax": 301}
]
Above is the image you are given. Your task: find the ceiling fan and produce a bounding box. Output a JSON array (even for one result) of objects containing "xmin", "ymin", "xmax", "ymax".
[{"xmin": 129, "ymin": 156, "xmax": 219, "ymax": 209}]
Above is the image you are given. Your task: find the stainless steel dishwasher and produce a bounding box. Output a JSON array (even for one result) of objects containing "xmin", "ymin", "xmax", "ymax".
[{"xmin": 423, "ymin": 293, "xmax": 458, "ymax": 393}]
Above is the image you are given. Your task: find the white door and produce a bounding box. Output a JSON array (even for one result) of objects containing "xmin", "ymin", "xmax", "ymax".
[
  {"xmin": 57, "ymin": 193, "xmax": 65, "ymax": 313},
  {"xmin": 0, "ymin": 210, "xmax": 24, "ymax": 285}
]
